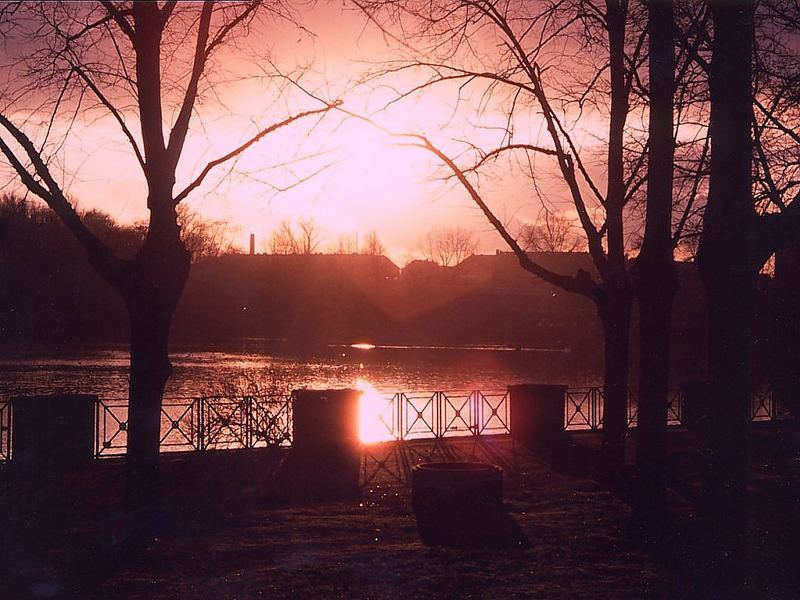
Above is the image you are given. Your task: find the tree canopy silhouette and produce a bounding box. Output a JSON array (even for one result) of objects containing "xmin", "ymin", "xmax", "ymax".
[{"xmin": 0, "ymin": 1, "xmax": 337, "ymax": 512}]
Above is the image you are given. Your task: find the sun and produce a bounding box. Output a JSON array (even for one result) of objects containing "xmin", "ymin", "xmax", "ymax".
[{"xmin": 356, "ymin": 379, "xmax": 395, "ymax": 444}]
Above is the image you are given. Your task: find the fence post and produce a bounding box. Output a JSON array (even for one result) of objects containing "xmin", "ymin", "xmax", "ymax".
[
  {"xmin": 11, "ymin": 394, "xmax": 96, "ymax": 471},
  {"xmin": 286, "ymin": 388, "xmax": 361, "ymax": 500},
  {"xmin": 680, "ymin": 382, "xmax": 712, "ymax": 432},
  {"xmin": 1, "ymin": 400, "xmax": 12, "ymax": 462},
  {"xmin": 397, "ymin": 393, "xmax": 404, "ymax": 441},
  {"xmin": 246, "ymin": 396, "xmax": 253, "ymax": 449},
  {"xmin": 471, "ymin": 391, "xmax": 480, "ymax": 435},
  {"xmin": 508, "ymin": 384, "xmax": 568, "ymax": 450},
  {"xmin": 435, "ymin": 392, "xmax": 443, "ymax": 438},
  {"xmin": 197, "ymin": 397, "xmax": 206, "ymax": 451}
]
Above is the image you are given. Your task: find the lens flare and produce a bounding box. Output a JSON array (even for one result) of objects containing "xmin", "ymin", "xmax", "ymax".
[{"xmin": 356, "ymin": 379, "xmax": 394, "ymax": 444}]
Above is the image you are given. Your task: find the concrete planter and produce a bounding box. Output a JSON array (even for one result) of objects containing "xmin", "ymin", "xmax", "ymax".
[{"xmin": 411, "ymin": 461, "xmax": 504, "ymax": 546}]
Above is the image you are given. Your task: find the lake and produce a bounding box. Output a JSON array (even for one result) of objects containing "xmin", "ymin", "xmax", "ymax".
[{"xmin": 0, "ymin": 339, "xmax": 603, "ymax": 400}]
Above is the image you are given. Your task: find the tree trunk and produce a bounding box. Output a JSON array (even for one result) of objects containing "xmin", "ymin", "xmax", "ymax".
[
  {"xmin": 598, "ymin": 281, "xmax": 634, "ymax": 482},
  {"xmin": 633, "ymin": 267, "xmax": 675, "ymax": 530},
  {"xmin": 699, "ymin": 271, "xmax": 755, "ymax": 588},
  {"xmin": 697, "ymin": 0, "xmax": 757, "ymax": 591},
  {"xmin": 771, "ymin": 242, "xmax": 800, "ymax": 419},
  {"xmin": 632, "ymin": 0, "xmax": 676, "ymax": 538},
  {"xmin": 122, "ymin": 215, "xmax": 190, "ymax": 539},
  {"xmin": 597, "ymin": 0, "xmax": 633, "ymax": 485}
]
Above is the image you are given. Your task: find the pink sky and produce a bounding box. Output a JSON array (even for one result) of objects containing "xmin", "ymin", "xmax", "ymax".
[{"xmin": 0, "ymin": 3, "xmax": 608, "ymax": 263}]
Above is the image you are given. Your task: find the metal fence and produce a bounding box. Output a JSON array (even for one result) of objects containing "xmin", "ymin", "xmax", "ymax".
[
  {"xmin": 95, "ymin": 395, "xmax": 292, "ymax": 458},
  {"xmin": 367, "ymin": 390, "xmax": 511, "ymax": 441},
  {"xmin": 0, "ymin": 386, "xmax": 793, "ymax": 463},
  {"xmin": 564, "ymin": 388, "xmax": 685, "ymax": 431},
  {"xmin": 0, "ymin": 399, "xmax": 10, "ymax": 463}
]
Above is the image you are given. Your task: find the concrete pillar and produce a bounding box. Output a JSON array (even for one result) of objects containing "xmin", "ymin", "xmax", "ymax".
[
  {"xmin": 292, "ymin": 388, "xmax": 360, "ymax": 450},
  {"xmin": 11, "ymin": 394, "xmax": 96, "ymax": 470},
  {"xmin": 508, "ymin": 384, "xmax": 568, "ymax": 449},
  {"xmin": 680, "ymin": 381, "xmax": 712, "ymax": 432},
  {"xmin": 285, "ymin": 388, "xmax": 361, "ymax": 500}
]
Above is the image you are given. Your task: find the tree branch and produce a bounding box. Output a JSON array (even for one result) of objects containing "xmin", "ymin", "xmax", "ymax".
[
  {"xmin": 72, "ymin": 65, "xmax": 146, "ymax": 170},
  {"xmin": 403, "ymin": 133, "xmax": 599, "ymax": 298},
  {"xmin": 0, "ymin": 113, "xmax": 121, "ymax": 272},
  {"xmin": 166, "ymin": 1, "xmax": 214, "ymax": 168},
  {"xmin": 173, "ymin": 101, "xmax": 341, "ymax": 204},
  {"xmin": 99, "ymin": 0, "xmax": 135, "ymax": 40}
]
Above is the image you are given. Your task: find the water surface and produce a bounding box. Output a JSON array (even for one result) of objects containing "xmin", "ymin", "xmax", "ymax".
[{"xmin": 0, "ymin": 340, "xmax": 601, "ymax": 399}]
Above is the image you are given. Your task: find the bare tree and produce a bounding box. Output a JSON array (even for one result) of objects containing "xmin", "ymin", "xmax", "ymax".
[
  {"xmin": 269, "ymin": 218, "xmax": 322, "ymax": 254},
  {"xmin": 297, "ymin": 218, "xmax": 323, "ymax": 254},
  {"xmin": 696, "ymin": 1, "xmax": 759, "ymax": 590},
  {"xmin": 420, "ymin": 227, "xmax": 477, "ymax": 266},
  {"xmin": 356, "ymin": 0, "xmax": 648, "ymax": 475},
  {"xmin": 268, "ymin": 220, "xmax": 299, "ymax": 255},
  {"xmin": 334, "ymin": 233, "xmax": 359, "ymax": 254},
  {"xmin": 630, "ymin": 0, "xmax": 676, "ymax": 540},
  {"xmin": 176, "ymin": 204, "xmax": 236, "ymax": 263},
  {"xmin": 518, "ymin": 212, "xmax": 585, "ymax": 252},
  {"xmin": 360, "ymin": 230, "xmax": 385, "ymax": 256},
  {"xmin": 751, "ymin": 1, "xmax": 800, "ymax": 422},
  {"xmin": 0, "ymin": 2, "xmax": 336, "ymax": 511}
]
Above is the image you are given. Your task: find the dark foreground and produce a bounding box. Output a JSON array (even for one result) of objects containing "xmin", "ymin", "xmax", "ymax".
[{"xmin": 1, "ymin": 427, "xmax": 798, "ymax": 599}]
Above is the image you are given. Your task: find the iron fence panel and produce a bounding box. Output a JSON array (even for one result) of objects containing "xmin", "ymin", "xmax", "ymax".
[
  {"xmin": 400, "ymin": 392, "xmax": 438, "ymax": 439},
  {"xmin": 249, "ymin": 395, "xmax": 293, "ymax": 448},
  {"xmin": 627, "ymin": 389, "xmax": 639, "ymax": 428},
  {"xmin": 95, "ymin": 400, "xmax": 129, "ymax": 457},
  {"xmin": 0, "ymin": 399, "xmax": 10, "ymax": 462},
  {"xmin": 751, "ymin": 388, "xmax": 773, "ymax": 421},
  {"xmin": 370, "ymin": 393, "xmax": 398, "ymax": 442},
  {"xmin": 160, "ymin": 400, "xmax": 200, "ymax": 451},
  {"xmin": 200, "ymin": 397, "xmax": 251, "ymax": 450},
  {"xmin": 440, "ymin": 391, "xmax": 475, "ymax": 437},
  {"xmin": 476, "ymin": 390, "xmax": 510, "ymax": 435},
  {"xmin": 565, "ymin": 388, "xmax": 601, "ymax": 430},
  {"xmin": 667, "ymin": 390, "xmax": 683, "ymax": 426}
]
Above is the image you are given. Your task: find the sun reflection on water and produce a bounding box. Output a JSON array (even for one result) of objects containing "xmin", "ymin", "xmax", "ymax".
[{"xmin": 350, "ymin": 343, "xmax": 376, "ymax": 350}]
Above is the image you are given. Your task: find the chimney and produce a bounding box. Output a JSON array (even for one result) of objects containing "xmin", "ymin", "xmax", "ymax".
[{"xmin": 249, "ymin": 233, "xmax": 255, "ymax": 256}]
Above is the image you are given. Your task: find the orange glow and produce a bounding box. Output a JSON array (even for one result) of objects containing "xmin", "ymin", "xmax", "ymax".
[{"xmin": 356, "ymin": 379, "xmax": 395, "ymax": 444}]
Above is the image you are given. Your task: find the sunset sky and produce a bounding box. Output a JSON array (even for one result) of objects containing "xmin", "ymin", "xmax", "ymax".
[{"xmin": 0, "ymin": 2, "xmax": 606, "ymax": 264}]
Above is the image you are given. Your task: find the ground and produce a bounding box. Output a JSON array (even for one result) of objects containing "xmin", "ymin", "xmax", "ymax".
[{"xmin": 1, "ymin": 428, "xmax": 798, "ymax": 599}]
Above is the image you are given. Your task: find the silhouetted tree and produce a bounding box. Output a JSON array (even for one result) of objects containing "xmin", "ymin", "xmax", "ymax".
[
  {"xmin": 297, "ymin": 218, "xmax": 323, "ymax": 254},
  {"xmin": 0, "ymin": 2, "xmax": 336, "ymax": 515},
  {"xmin": 519, "ymin": 212, "xmax": 585, "ymax": 253},
  {"xmin": 751, "ymin": 1, "xmax": 800, "ymax": 420},
  {"xmin": 269, "ymin": 219, "xmax": 300, "ymax": 254},
  {"xmin": 360, "ymin": 230, "xmax": 385, "ymax": 256},
  {"xmin": 628, "ymin": 0, "xmax": 676, "ymax": 538},
  {"xmin": 357, "ymin": 0, "xmax": 649, "ymax": 476},
  {"xmin": 696, "ymin": 0, "xmax": 759, "ymax": 589},
  {"xmin": 334, "ymin": 233, "xmax": 359, "ymax": 254},
  {"xmin": 176, "ymin": 204, "xmax": 236, "ymax": 263},
  {"xmin": 268, "ymin": 217, "xmax": 323, "ymax": 254},
  {"xmin": 421, "ymin": 227, "xmax": 477, "ymax": 267}
]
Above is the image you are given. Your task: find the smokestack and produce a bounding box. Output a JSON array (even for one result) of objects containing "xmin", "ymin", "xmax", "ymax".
[{"xmin": 249, "ymin": 233, "xmax": 255, "ymax": 256}]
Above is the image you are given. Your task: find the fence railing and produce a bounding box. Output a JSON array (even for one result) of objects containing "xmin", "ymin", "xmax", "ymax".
[
  {"xmin": 366, "ymin": 390, "xmax": 511, "ymax": 441},
  {"xmin": 564, "ymin": 388, "xmax": 686, "ymax": 431},
  {"xmin": 0, "ymin": 386, "xmax": 792, "ymax": 463},
  {"xmin": 95, "ymin": 395, "xmax": 292, "ymax": 458},
  {"xmin": 0, "ymin": 399, "xmax": 10, "ymax": 463}
]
